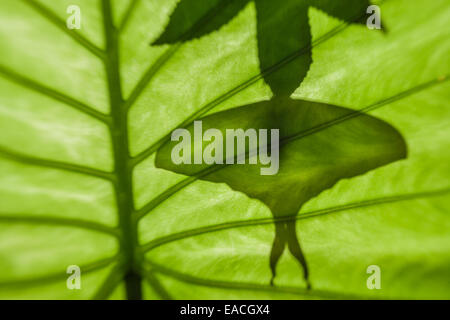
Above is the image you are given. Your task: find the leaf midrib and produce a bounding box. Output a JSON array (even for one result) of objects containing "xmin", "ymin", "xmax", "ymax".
[{"xmin": 100, "ymin": 0, "xmax": 142, "ymax": 300}]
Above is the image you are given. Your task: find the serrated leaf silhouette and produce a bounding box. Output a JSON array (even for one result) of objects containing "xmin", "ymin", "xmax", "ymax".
[{"xmin": 153, "ymin": 0, "xmax": 371, "ymax": 96}]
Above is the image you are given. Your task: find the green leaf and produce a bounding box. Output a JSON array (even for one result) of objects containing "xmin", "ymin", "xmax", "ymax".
[{"xmin": 0, "ymin": 0, "xmax": 449, "ymax": 300}]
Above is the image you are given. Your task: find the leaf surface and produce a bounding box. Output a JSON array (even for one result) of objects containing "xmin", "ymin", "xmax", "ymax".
[{"xmin": 0, "ymin": 0, "xmax": 448, "ymax": 299}]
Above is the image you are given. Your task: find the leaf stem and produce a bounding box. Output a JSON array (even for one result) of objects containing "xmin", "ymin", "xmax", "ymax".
[{"xmin": 101, "ymin": 0, "xmax": 142, "ymax": 300}]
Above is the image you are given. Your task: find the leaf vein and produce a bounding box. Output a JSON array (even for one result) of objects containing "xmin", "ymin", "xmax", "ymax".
[
  {"xmin": 21, "ymin": 0, "xmax": 106, "ymax": 59},
  {"xmin": 0, "ymin": 145, "xmax": 116, "ymax": 181},
  {"xmin": 140, "ymin": 188, "xmax": 450, "ymax": 253},
  {"xmin": 92, "ymin": 263, "xmax": 126, "ymax": 299},
  {"xmin": 118, "ymin": 0, "xmax": 139, "ymax": 32},
  {"xmin": 0, "ymin": 214, "xmax": 120, "ymax": 237}
]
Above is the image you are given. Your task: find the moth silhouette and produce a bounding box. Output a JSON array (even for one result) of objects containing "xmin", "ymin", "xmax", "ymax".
[
  {"xmin": 152, "ymin": 0, "xmax": 403, "ymax": 289},
  {"xmin": 155, "ymin": 98, "xmax": 407, "ymax": 288}
]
